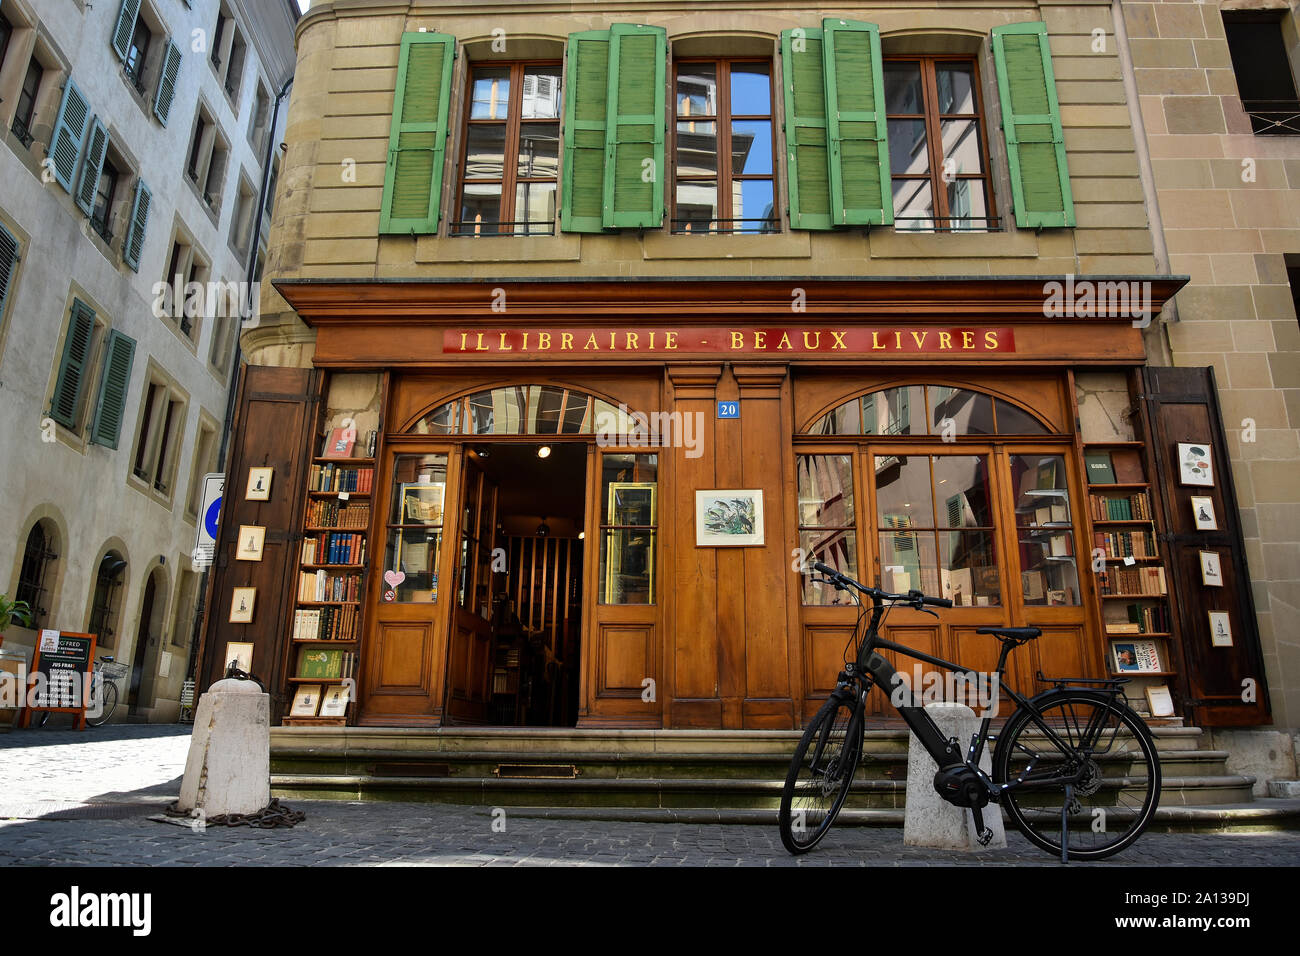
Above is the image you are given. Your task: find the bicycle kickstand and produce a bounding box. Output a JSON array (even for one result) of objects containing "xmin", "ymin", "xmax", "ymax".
[{"xmin": 1060, "ymin": 784, "xmax": 1072, "ymax": 864}]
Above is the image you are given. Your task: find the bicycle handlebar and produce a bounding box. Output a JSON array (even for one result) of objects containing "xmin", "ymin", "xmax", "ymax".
[{"xmin": 811, "ymin": 561, "xmax": 953, "ymax": 609}]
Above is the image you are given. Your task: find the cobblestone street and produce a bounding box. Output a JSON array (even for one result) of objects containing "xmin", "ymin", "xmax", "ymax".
[{"xmin": 2, "ymin": 725, "xmax": 1299, "ymax": 867}]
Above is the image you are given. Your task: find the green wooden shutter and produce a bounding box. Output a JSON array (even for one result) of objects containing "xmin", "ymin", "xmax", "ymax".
[
  {"xmin": 0, "ymin": 223, "xmax": 19, "ymax": 324},
  {"xmin": 991, "ymin": 22, "xmax": 1074, "ymax": 228},
  {"xmin": 50, "ymin": 80, "xmax": 91, "ymax": 193},
  {"xmin": 781, "ymin": 28, "xmax": 832, "ymax": 230},
  {"xmin": 822, "ymin": 19, "xmax": 892, "ymax": 226},
  {"xmin": 560, "ymin": 30, "xmax": 612, "ymax": 233},
  {"xmin": 123, "ymin": 179, "xmax": 151, "ymax": 271},
  {"xmin": 111, "ymin": 0, "xmax": 142, "ymax": 61},
  {"xmin": 602, "ymin": 24, "xmax": 666, "ymax": 229},
  {"xmin": 51, "ymin": 300, "xmax": 96, "ymax": 429},
  {"xmin": 153, "ymin": 38, "xmax": 183, "ymax": 125},
  {"xmin": 379, "ymin": 31, "xmax": 455, "ymax": 235},
  {"xmin": 90, "ymin": 330, "xmax": 136, "ymax": 448},
  {"xmin": 75, "ymin": 118, "xmax": 110, "ymax": 216}
]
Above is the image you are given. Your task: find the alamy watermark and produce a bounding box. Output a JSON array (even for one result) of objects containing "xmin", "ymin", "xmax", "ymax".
[
  {"xmin": 150, "ymin": 276, "xmax": 260, "ymax": 328},
  {"xmin": 889, "ymin": 666, "xmax": 1001, "ymax": 718},
  {"xmin": 1043, "ymin": 274, "xmax": 1153, "ymax": 328},
  {"xmin": 594, "ymin": 403, "xmax": 704, "ymax": 459}
]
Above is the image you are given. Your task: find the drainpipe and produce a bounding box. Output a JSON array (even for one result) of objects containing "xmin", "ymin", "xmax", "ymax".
[
  {"xmin": 1113, "ymin": 0, "xmax": 1177, "ymax": 366},
  {"xmin": 185, "ymin": 75, "xmax": 295, "ymax": 687}
]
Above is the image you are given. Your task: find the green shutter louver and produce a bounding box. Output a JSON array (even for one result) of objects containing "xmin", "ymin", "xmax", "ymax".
[
  {"xmin": 560, "ymin": 30, "xmax": 612, "ymax": 233},
  {"xmin": 123, "ymin": 179, "xmax": 151, "ymax": 271},
  {"xmin": 75, "ymin": 118, "xmax": 110, "ymax": 216},
  {"xmin": 991, "ymin": 22, "xmax": 1074, "ymax": 228},
  {"xmin": 50, "ymin": 80, "xmax": 91, "ymax": 193},
  {"xmin": 111, "ymin": 0, "xmax": 142, "ymax": 61},
  {"xmin": 154, "ymin": 39, "xmax": 182, "ymax": 125},
  {"xmin": 51, "ymin": 300, "xmax": 96, "ymax": 429},
  {"xmin": 822, "ymin": 19, "xmax": 891, "ymax": 226},
  {"xmin": 781, "ymin": 27, "xmax": 832, "ymax": 230},
  {"xmin": 90, "ymin": 329, "xmax": 135, "ymax": 449},
  {"xmin": 602, "ymin": 24, "xmax": 666, "ymax": 229},
  {"xmin": 0, "ymin": 224, "xmax": 18, "ymax": 323},
  {"xmin": 379, "ymin": 31, "xmax": 455, "ymax": 235}
]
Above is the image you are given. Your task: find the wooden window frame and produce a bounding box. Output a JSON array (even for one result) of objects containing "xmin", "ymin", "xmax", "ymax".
[
  {"xmin": 670, "ymin": 56, "xmax": 778, "ymax": 234},
  {"xmin": 453, "ymin": 60, "xmax": 562, "ymax": 237},
  {"xmin": 884, "ymin": 54, "xmax": 999, "ymax": 232}
]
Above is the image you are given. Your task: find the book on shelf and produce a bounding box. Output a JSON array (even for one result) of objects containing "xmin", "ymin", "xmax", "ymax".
[
  {"xmin": 323, "ymin": 427, "xmax": 356, "ymax": 459},
  {"xmin": 293, "ymin": 605, "xmax": 359, "ymax": 641},
  {"xmin": 1098, "ymin": 565, "xmax": 1167, "ymax": 596},
  {"xmin": 1088, "ymin": 491, "xmax": 1151, "ymax": 522},
  {"xmin": 296, "ymin": 647, "xmax": 356, "ymax": 680},
  {"xmin": 307, "ymin": 499, "xmax": 371, "ymax": 530},
  {"xmin": 301, "ymin": 533, "xmax": 367, "ymax": 565},
  {"xmin": 1106, "ymin": 622, "xmax": 1143, "ymax": 635},
  {"xmin": 1092, "ymin": 529, "xmax": 1157, "ymax": 560},
  {"xmin": 1084, "ymin": 451, "xmax": 1116, "ymax": 484},
  {"xmin": 309, "ymin": 463, "xmax": 374, "ymax": 493},
  {"xmin": 1111, "ymin": 639, "xmax": 1163, "ymax": 673},
  {"xmin": 1145, "ymin": 684, "xmax": 1175, "ymax": 717},
  {"xmin": 298, "ymin": 570, "xmax": 362, "ymax": 603}
]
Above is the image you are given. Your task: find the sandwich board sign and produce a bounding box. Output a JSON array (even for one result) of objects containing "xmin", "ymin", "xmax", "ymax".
[{"xmin": 20, "ymin": 630, "xmax": 97, "ymax": 730}]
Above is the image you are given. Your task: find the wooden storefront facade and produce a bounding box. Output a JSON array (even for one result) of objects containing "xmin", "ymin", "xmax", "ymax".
[{"xmin": 195, "ymin": 274, "xmax": 1270, "ymax": 731}]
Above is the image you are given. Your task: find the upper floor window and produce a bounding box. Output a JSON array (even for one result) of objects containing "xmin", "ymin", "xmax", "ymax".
[
  {"xmin": 124, "ymin": 17, "xmax": 152, "ymax": 93},
  {"xmin": 90, "ymin": 158, "xmax": 120, "ymax": 241},
  {"xmin": 671, "ymin": 59, "xmax": 777, "ymax": 234},
  {"xmin": 1222, "ymin": 11, "xmax": 1300, "ymax": 135},
  {"xmin": 453, "ymin": 62, "xmax": 562, "ymax": 236},
  {"xmin": 0, "ymin": 12, "xmax": 13, "ymax": 70},
  {"xmin": 11, "ymin": 57, "xmax": 42, "ymax": 147},
  {"xmin": 884, "ymin": 56, "xmax": 997, "ymax": 232}
]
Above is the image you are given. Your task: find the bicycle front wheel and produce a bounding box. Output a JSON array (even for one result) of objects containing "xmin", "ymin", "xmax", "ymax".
[
  {"xmin": 86, "ymin": 681, "xmax": 118, "ymax": 728},
  {"xmin": 779, "ymin": 693, "xmax": 862, "ymax": 854},
  {"xmin": 993, "ymin": 691, "xmax": 1160, "ymax": 860}
]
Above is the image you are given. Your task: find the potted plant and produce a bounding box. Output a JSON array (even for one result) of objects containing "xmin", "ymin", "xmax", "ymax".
[{"xmin": 0, "ymin": 594, "xmax": 33, "ymax": 646}]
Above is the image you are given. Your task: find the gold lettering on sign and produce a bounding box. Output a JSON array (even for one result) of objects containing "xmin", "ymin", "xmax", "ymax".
[
  {"xmin": 585, "ymin": 333, "xmax": 599, "ymax": 350},
  {"xmin": 939, "ymin": 331, "xmax": 952, "ymax": 349},
  {"xmin": 538, "ymin": 332, "xmax": 552, "ymax": 350},
  {"xmin": 665, "ymin": 331, "xmax": 678, "ymax": 350},
  {"xmin": 803, "ymin": 331, "xmax": 821, "ymax": 349},
  {"xmin": 961, "ymin": 331, "xmax": 974, "ymax": 350},
  {"xmin": 475, "ymin": 332, "xmax": 489, "ymax": 352},
  {"xmin": 499, "ymin": 332, "xmax": 513, "ymax": 351},
  {"xmin": 911, "ymin": 331, "xmax": 928, "ymax": 349},
  {"xmin": 753, "ymin": 331, "xmax": 766, "ymax": 349},
  {"xmin": 871, "ymin": 331, "xmax": 886, "ymax": 350},
  {"xmin": 777, "ymin": 332, "xmax": 792, "ymax": 350},
  {"xmin": 985, "ymin": 330, "xmax": 999, "ymax": 349},
  {"xmin": 830, "ymin": 331, "xmax": 847, "ymax": 350},
  {"xmin": 626, "ymin": 333, "xmax": 639, "ymax": 350},
  {"xmin": 895, "ymin": 331, "xmax": 902, "ymax": 349},
  {"xmin": 522, "ymin": 332, "xmax": 531, "ymax": 350},
  {"xmin": 731, "ymin": 332, "xmax": 744, "ymax": 350}
]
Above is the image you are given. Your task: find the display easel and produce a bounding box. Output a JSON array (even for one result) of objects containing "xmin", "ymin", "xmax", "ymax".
[{"xmin": 19, "ymin": 631, "xmax": 97, "ymax": 731}]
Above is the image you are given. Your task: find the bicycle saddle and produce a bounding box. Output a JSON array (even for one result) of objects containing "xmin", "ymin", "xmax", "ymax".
[{"xmin": 976, "ymin": 626, "xmax": 1042, "ymax": 642}]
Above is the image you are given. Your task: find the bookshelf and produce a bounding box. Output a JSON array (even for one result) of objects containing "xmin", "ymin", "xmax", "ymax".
[
  {"xmin": 282, "ymin": 433, "xmax": 377, "ymax": 726},
  {"xmin": 1082, "ymin": 441, "xmax": 1177, "ymax": 715}
]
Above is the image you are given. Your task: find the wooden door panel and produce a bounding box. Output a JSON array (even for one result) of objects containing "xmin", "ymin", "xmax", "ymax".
[
  {"xmin": 596, "ymin": 624, "xmax": 654, "ymax": 697},
  {"xmin": 803, "ymin": 622, "xmax": 857, "ymax": 701},
  {"xmin": 1030, "ymin": 625, "xmax": 1094, "ymax": 688},
  {"xmin": 373, "ymin": 621, "xmax": 431, "ymax": 693},
  {"xmin": 868, "ymin": 626, "xmax": 942, "ymax": 718}
]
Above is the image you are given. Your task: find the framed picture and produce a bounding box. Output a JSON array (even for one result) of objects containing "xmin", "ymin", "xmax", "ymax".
[
  {"xmin": 290, "ymin": 684, "xmax": 322, "ymax": 717},
  {"xmin": 246, "ymin": 467, "xmax": 274, "ymax": 501},
  {"xmin": 401, "ymin": 482, "xmax": 445, "ymax": 525},
  {"xmin": 1190, "ymin": 495, "xmax": 1217, "ymax": 531},
  {"xmin": 235, "ymin": 525, "xmax": 266, "ymax": 562},
  {"xmin": 1208, "ymin": 611, "xmax": 1233, "ymax": 647},
  {"xmin": 319, "ymin": 684, "xmax": 350, "ymax": 717},
  {"xmin": 229, "ymin": 587, "xmax": 256, "ymax": 624},
  {"xmin": 696, "ymin": 489, "xmax": 765, "ymax": 547},
  {"xmin": 1199, "ymin": 550, "xmax": 1224, "ymax": 587},
  {"xmin": 1111, "ymin": 639, "xmax": 1162, "ymax": 673},
  {"xmin": 224, "ymin": 641, "xmax": 254, "ymax": 674},
  {"xmin": 1177, "ymin": 443, "xmax": 1214, "ymax": 487}
]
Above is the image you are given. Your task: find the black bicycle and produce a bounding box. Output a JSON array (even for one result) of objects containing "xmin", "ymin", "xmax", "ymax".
[{"xmin": 778, "ymin": 562, "xmax": 1160, "ymax": 862}]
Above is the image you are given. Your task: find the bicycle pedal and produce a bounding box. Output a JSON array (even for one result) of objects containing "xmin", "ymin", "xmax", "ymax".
[{"xmin": 977, "ymin": 828, "xmax": 993, "ymax": 847}]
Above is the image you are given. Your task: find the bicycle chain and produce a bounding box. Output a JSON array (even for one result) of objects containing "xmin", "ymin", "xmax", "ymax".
[{"xmin": 164, "ymin": 798, "xmax": 306, "ymax": 829}]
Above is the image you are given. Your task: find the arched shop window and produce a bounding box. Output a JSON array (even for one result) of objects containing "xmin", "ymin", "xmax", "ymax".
[
  {"xmin": 88, "ymin": 551, "xmax": 127, "ymax": 648},
  {"xmin": 409, "ymin": 384, "xmax": 622, "ymax": 435},
  {"xmin": 15, "ymin": 520, "xmax": 59, "ymax": 630},
  {"xmin": 797, "ymin": 385, "xmax": 1076, "ymax": 610},
  {"xmin": 806, "ymin": 384, "xmax": 1052, "ymax": 437}
]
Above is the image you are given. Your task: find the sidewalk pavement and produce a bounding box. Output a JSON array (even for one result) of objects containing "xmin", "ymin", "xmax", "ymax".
[{"xmin": 2, "ymin": 724, "xmax": 1298, "ymax": 867}]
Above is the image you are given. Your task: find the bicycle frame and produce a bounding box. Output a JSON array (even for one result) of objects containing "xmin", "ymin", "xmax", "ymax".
[{"xmin": 840, "ymin": 590, "xmax": 1123, "ymax": 801}]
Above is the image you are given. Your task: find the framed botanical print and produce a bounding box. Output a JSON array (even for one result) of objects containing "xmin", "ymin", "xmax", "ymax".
[
  {"xmin": 696, "ymin": 490, "xmax": 765, "ymax": 547},
  {"xmin": 1177, "ymin": 443, "xmax": 1214, "ymax": 487}
]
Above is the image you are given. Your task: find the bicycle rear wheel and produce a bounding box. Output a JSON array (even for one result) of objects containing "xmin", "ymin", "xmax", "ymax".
[
  {"xmin": 993, "ymin": 691, "xmax": 1160, "ymax": 860},
  {"xmin": 86, "ymin": 681, "xmax": 118, "ymax": 728},
  {"xmin": 779, "ymin": 693, "xmax": 863, "ymax": 854}
]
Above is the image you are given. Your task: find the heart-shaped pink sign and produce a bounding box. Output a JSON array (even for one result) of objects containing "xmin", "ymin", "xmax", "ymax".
[{"xmin": 383, "ymin": 570, "xmax": 406, "ymax": 587}]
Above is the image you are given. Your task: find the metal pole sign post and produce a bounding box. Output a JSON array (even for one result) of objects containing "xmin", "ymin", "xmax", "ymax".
[{"xmin": 193, "ymin": 474, "xmax": 225, "ymax": 570}]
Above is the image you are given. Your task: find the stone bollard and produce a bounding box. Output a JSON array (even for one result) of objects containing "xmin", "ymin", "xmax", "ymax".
[
  {"xmin": 177, "ymin": 678, "xmax": 270, "ymax": 817},
  {"xmin": 903, "ymin": 701, "xmax": 1007, "ymax": 850}
]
